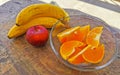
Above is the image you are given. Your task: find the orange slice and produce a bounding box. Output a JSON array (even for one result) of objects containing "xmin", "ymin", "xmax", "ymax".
[
  {"xmin": 68, "ymin": 45, "xmax": 92, "ymax": 64},
  {"xmin": 60, "ymin": 41, "xmax": 84, "ymax": 60},
  {"xmin": 82, "ymin": 44, "xmax": 105, "ymax": 63},
  {"xmin": 57, "ymin": 25, "xmax": 90, "ymax": 43},
  {"xmin": 86, "ymin": 26, "xmax": 103, "ymax": 47},
  {"xmin": 68, "ymin": 44, "xmax": 87, "ymax": 65},
  {"xmin": 57, "ymin": 26, "xmax": 80, "ymax": 43},
  {"xmin": 71, "ymin": 25, "xmax": 90, "ymax": 42}
]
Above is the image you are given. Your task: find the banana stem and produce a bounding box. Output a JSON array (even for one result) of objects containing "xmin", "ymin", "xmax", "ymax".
[{"xmin": 50, "ymin": 1, "xmax": 71, "ymax": 29}]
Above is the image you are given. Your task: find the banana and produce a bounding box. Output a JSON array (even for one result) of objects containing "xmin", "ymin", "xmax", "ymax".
[
  {"xmin": 16, "ymin": 3, "xmax": 69, "ymax": 26},
  {"xmin": 8, "ymin": 17, "xmax": 64, "ymax": 38}
]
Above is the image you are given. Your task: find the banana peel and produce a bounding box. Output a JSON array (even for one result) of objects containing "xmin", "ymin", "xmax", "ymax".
[
  {"xmin": 16, "ymin": 4, "xmax": 69, "ymax": 26},
  {"xmin": 8, "ymin": 17, "xmax": 64, "ymax": 38}
]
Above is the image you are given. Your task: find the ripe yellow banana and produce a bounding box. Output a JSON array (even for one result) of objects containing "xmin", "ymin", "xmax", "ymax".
[
  {"xmin": 8, "ymin": 17, "xmax": 64, "ymax": 38},
  {"xmin": 16, "ymin": 3, "xmax": 69, "ymax": 26}
]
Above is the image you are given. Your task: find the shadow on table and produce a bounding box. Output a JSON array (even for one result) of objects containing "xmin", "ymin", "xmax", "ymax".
[{"xmin": 79, "ymin": 0, "xmax": 120, "ymax": 13}]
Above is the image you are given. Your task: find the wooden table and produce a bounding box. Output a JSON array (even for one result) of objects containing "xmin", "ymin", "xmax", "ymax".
[{"xmin": 0, "ymin": 0, "xmax": 120, "ymax": 75}]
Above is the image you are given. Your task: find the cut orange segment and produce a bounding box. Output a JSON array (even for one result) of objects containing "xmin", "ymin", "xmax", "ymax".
[
  {"xmin": 60, "ymin": 41, "xmax": 84, "ymax": 60},
  {"xmin": 68, "ymin": 54, "xmax": 85, "ymax": 65},
  {"xmin": 68, "ymin": 45, "xmax": 92, "ymax": 64},
  {"xmin": 68, "ymin": 44, "xmax": 86, "ymax": 65},
  {"xmin": 86, "ymin": 26, "xmax": 103, "ymax": 47},
  {"xmin": 82, "ymin": 44, "xmax": 105, "ymax": 63},
  {"xmin": 57, "ymin": 25, "xmax": 90, "ymax": 43},
  {"xmin": 71, "ymin": 25, "xmax": 90, "ymax": 42},
  {"xmin": 57, "ymin": 26, "xmax": 80, "ymax": 43}
]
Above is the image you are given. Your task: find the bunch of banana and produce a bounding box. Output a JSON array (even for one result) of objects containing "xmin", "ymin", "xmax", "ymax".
[
  {"xmin": 7, "ymin": 4, "xmax": 69, "ymax": 38},
  {"xmin": 16, "ymin": 3, "xmax": 69, "ymax": 26}
]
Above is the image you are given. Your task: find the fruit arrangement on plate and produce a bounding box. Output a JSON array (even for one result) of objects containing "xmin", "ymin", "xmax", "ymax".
[{"xmin": 57, "ymin": 25, "xmax": 105, "ymax": 65}]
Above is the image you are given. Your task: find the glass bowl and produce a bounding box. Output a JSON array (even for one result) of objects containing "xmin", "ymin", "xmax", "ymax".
[{"xmin": 49, "ymin": 15, "xmax": 118, "ymax": 71}]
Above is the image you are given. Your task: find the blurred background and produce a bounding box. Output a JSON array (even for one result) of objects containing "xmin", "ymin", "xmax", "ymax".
[{"xmin": 0, "ymin": 0, "xmax": 120, "ymax": 29}]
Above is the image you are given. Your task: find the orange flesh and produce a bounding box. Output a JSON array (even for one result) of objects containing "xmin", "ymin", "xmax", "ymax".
[
  {"xmin": 68, "ymin": 44, "xmax": 86, "ymax": 65},
  {"xmin": 60, "ymin": 41, "xmax": 83, "ymax": 60},
  {"xmin": 57, "ymin": 25, "xmax": 90, "ymax": 43},
  {"xmin": 58, "ymin": 25, "xmax": 104, "ymax": 65},
  {"xmin": 86, "ymin": 26, "xmax": 103, "ymax": 47},
  {"xmin": 57, "ymin": 26, "xmax": 80, "ymax": 43},
  {"xmin": 82, "ymin": 44, "xmax": 105, "ymax": 63}
]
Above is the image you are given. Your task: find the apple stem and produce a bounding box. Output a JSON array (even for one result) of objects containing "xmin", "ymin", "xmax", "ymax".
[{"xmin": 34, "ymin": 26, "xmax": 38, "ymax": 31}]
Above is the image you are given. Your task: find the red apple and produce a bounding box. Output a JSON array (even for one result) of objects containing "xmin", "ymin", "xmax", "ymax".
[{"xmin": 25, "ymin": 25, "xmax": 49, "ymax": 47}]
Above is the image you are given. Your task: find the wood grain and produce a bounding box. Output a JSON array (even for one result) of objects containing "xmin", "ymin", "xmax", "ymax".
[{"xmin": 0, "ymin": 0, "xmax": 120, "ymax": 75}]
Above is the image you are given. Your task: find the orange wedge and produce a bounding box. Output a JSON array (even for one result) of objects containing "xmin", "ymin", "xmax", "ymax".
[
  {"xmin": 71, "ymin": 25, "xmax": 90, "ymax": 42},
  {"xmin": 86, "ymin": 26, "xmax": 103, "ymax": 47},
  {"xmin": 57, "ymin": 25, "xmax": 90, "ymax": 43},
  {"xmin": 60, "ymin": 41, "xmax": 84, "ymax": 60},
  {"xmin": 57, "ymin": 26, "xmax": 80, "ymax": 43},
  {"xmin": 68, "ymin": 44, "xmax": 86, "ymax": 65},
  {"xmin": 82, "ymin": 44, "xmax": 105, "ymax": 63},
  {"xmin": 68, "ymin": 45, "xmax": 92, "ymax": 64}
]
